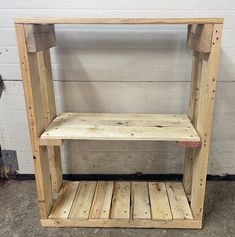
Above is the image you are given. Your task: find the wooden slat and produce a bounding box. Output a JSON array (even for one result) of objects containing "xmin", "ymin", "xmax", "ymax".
[
  {"xmin": 70, "ymin": 181, "xmax": 97, "ymax": 219},
  {"xmin": 40, "ymin": 113, "xmax": 200, "ymax": 143},
  {"xmin": 49, "ymin": 182, "xmax": 79, "ymax": 219},
  {"xmin": 90, "ymin": 181, "xmax": 114, "ymax": 219},
  {"xmin": 15, "ymin": 18, "xmax": 224, "ymax": 25},
  {"xmin": 110, "ymin": 182, "xmax": 130, "ymax": 219},
  {"xmin": 42, "ymin": 218, "xmax": 202, "ymax": 229},
  {"xmin": 166, "ymin": 182, "xmax": 193, "ymax": 220},
  {"xmin": 148, "ymin": 182, "xmax": 172, "ymax": 220},
  {"xmin": 132, "ymin": 182, "xmax": 151, "ymax": 219}
]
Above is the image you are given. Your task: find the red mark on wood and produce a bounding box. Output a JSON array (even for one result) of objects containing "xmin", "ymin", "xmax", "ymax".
[{"xmin": 177, "ymin": 141, "xmax": 202, "ymax": 148}]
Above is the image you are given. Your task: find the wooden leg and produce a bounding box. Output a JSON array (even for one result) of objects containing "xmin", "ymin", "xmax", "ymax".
[
  {"xmin": 15, "ymin": 24, "xmax": 53, "ymax": 218},
  {"xmin": 183, "ymin": 50, "xmax": 202, "ymax": 195},
  {"xmin": 190, "ymin": 24, "xmax": 223, "ymax": 220},
  {"xmin": 48, "ymin": 146, "xmax": 63, "ymax": 192},
  {"xmin": 37, "ymin": 49, "xmax": 63, "ymax": 193}
]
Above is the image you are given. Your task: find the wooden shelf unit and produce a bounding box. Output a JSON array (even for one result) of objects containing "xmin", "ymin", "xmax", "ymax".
[{"xmin": 15, "ymin": 18, "xmax": 223, "ymax": 229}]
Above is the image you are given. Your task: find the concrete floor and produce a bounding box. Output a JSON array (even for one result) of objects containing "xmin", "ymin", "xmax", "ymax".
[{"xmin": 0, "ymin": 180, "xmax": 234, "ymax": 237}]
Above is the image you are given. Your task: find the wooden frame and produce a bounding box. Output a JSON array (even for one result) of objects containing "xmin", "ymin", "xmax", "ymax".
[{"xmin": 15, "ymin": 18, "xmax": 223, "ymax": 229}]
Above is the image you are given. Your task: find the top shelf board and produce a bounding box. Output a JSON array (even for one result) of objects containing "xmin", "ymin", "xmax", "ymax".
[{"xmin": 15, "ymin": 18, "xmax": 224, "ymax": 25}]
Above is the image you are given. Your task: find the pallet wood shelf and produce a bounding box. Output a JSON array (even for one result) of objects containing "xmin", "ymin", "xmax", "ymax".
[
  {"xmin": 40, "ymin": 181, "xmax": 199, "ymax": 228},
  {"xmin": 15, "ymin": 18, "xmax": 223, "ymax": 229},
  {"xmin": 39, "ymin": 113, "xmax": 200, "ymax": 145}
]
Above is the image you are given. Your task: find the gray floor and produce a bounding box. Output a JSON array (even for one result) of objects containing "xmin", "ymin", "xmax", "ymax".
[{"xmin": 0, "ymin": 180, "xmax": 234, "ymax": 237}]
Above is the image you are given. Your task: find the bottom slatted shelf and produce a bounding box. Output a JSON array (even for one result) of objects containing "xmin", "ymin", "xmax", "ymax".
[{"xmin": 41, "ymin": 181, "xmax": 201, "ymax": 228}]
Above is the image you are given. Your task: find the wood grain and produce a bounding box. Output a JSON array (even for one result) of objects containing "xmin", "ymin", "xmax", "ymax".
[
  {"xmin": 15, "ymin": 18, "xmax": 223, "ymax": 24},
  {"xmin": 40, "ymin": 113, "xmax": 200, "ymax": 143}
]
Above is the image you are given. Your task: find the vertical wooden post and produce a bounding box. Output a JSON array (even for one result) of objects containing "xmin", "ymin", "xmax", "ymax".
[
  {"xmin": 183, "ymin": 51, "xmax": 202, "ymax": 195},
  {"xmin": 15, "ymin": 24, "xmax": 53, "ymax": 218},
  {"xmin": 37, "ymin": 50, "xmax": 63, "ymax": 193},
  {"xmin": 185, "ymin": 24, "xmax": 223, "ymax": 222}
]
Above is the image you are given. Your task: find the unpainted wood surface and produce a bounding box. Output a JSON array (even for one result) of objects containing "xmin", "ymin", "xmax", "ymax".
[
  {"xmin": 49, "ymin": 182, "xmax": 79, "ymax": 219},
  {"xmin": 41, "ymin": 218, "xmax": 201, "ymax": 228},
  {"xmin": 37, "ymin": 49, "xmax": 63, "ymax": 193},
  {"xmin": 90, "ymin": 181, "xmax": 114, "ymax": 219},
  {"xmin": 166, "ymin": 182, "xmax": 193, "ymax": 220},
  {"xmin": 132, "ymin": 182, "xmax": 151, "ymax": 219},
  {"xmin": 187, "ymin": 24, "xmax": 213, "ymax": 53},
  {"xmin": 24, "ymin": 24, "xmax": 56, "ymax": 52},
  {"xmin": 40, "ymin": 113, "xmax": 200, "ymax": 142},
  {"xmin": 110, "ymin": 182, "xmax": 130, "ymax": 219},
  {"xmin": 148, "ymin": 182, "xmax": 172, "ymax": 220},
  {"xmin": 15, "ymin": 18, "xmax": 223, "ymax": 24},
  {"xmin": 49, "ymin": 181, "xmax": 193, "ymax": 224},
  {"xmin": 69, "ymin": 181, "xmax": 97, "ymax": 219},
  {"xmin": 15, "ymin": 24, "xmax": 53, "ymax": 218},
  {"xmin": 190, "ymin": 24, "xmax": 223, "ymax": 221}
]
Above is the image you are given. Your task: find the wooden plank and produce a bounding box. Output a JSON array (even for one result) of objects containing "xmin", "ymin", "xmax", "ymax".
[
  {"xmin": 187, "ymin": 24, "xmax": 213, "ymax": 53},
  {"xmin": 190, "ymin": 24, "xmax": 223, "ymax": 221},
  {"xmin": 15, "ymin": 23, "xmax": 53, "ymax": 218},
  {"xmin": 183, "ymin": 50, "xmax": 202, "ymax": 195},
  {"xmin": 166, "ymin": 182, "xmax": 193, "ymax": 220},
  {"xmin": 148, "ymin": 182, "xmax": 172, "ymax": 220},
  {"xmin": 70, "ymin": 181, "xmax": 97, "ymax": 219},
  {"xmin": 43, "ymin": 218, "xmax": 202, "ymax": 228},
  {"xmin": 38, "ymin": 138, "xmax": 63, "ymax": 146},
  {"xmin": 110, "ymin": 182, "xmax": 130, "ymax": 219},
  {"xmin": 49, "ymin": 182, "xmax": 79, "ymax": 219},
  {"xmin": 24, "ymin": 24, "xmax": 56, "ymax": 52},
  {"xmin": 15, "ymin": 18, "xmax": 224, "ymax": 25},
  {"xmin": 90, "ymin": 181, "xmax": 114, "ymax": 219},
  {"xmin": 132, "ymin": 182, "xmax": 151, "ymax": 219},
  {"xmin": 37, "ymin": 50, "xmax": 56, "ymax": 128},
  {"xmin": 37, "ymin": 49, "xmax": 62, "ymax": 193},
  {"xmin": 47, "ymin": 146, "xmax": 62, "ymax": 193},
  {"xmin": 40, "ymin": 113, "xmax": 200, "ymax": 142}
]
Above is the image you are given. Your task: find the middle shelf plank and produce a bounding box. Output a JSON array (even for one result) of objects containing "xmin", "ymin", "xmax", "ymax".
[{"xmin": 40, "ymin": 113, "xmax": 200, "ymax": 145}]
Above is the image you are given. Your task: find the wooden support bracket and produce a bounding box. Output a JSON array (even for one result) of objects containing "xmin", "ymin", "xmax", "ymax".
[
  {"xmin": 187, "ymin": 24, "xmax": 213, "ymax": 53},
  {"xmin": 24, "ymin": 24, "xmax": 56, "ymax": 52}
]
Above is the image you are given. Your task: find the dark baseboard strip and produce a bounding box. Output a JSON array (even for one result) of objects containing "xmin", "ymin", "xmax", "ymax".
[{"xmin": 10, "ymin": 173, "xmax": 235, "ymax": 181}]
